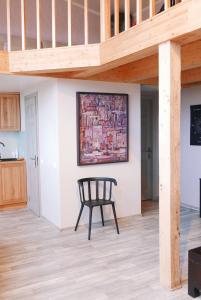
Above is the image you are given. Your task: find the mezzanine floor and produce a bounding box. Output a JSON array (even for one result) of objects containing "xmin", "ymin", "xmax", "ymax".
[{"xmin": 0, "ymin": 203, "xmax": 201, "ymax": 300}]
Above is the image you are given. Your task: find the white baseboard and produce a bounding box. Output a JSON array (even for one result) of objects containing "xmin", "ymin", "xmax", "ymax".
[{"xmin": 181, "ymin": 202, "xmax": 199, "ymax": 212}]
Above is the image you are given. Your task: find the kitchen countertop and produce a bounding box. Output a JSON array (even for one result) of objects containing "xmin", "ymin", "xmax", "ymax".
[{"xmin": 0, "ymin": 158, "xmax": 25, "ymax": 165}]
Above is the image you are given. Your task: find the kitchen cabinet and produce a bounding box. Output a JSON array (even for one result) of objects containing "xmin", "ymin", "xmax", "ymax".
[
  {"xmin": 0, "ymin": 160, "xmax": 27, "ymax": 209},
  {"xmin": 0, "ymin": 93, "xmax": 21, "ymax": 131}
]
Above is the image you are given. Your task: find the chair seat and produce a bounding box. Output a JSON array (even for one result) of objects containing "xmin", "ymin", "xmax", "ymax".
[{"xmin": 84, "ymin": 199, "xmax": 114, "ymax": 207}]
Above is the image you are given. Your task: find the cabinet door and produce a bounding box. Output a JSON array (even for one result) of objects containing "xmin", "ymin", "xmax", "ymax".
[
  {"xmin": 0, "ymin": 94, "xmax": 20, "ymax": 131},
  {"xmin": 0, "ymin": 163, "xmax": 27, "ymax": 205}
]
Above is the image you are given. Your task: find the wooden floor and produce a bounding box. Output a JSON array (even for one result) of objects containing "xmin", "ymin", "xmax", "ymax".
[{"xmin": 0, "ymin": 203, "xmax": 201, "ymax": 299}]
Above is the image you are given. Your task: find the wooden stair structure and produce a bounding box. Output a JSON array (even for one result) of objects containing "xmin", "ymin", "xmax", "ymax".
[{"xmin": 0, "ymin": 0, "xmax": 200, "ymax": 87}]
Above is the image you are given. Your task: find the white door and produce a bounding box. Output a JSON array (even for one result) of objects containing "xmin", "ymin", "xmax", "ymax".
[
  {"xmin": 25, "ymin": 94, "xmax": 40, "ymax": 216},
  {"xmin": 141, "ymin": 98, "xmax": 153, "ymax": 200}
]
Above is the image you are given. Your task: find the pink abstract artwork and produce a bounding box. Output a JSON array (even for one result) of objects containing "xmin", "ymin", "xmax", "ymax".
[{"xmin": 77, "ymin": 92, "xmax": 129, "ymax": 165}]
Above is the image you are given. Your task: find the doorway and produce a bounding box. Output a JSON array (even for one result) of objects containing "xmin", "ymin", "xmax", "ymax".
[
  {"xmin": 141, "ymin": 88, "xmax": 159, "ymax": 213},
  {"xmin": 25, "ymin": 93, "xmax": 40, "ymax": 216}
]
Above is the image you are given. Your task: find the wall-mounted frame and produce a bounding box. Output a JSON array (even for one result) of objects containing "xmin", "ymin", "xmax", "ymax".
[
  {"xmin": 190, "ymin": 105, "xmax": 201, "ymax": 146},
  {"xmin": 77, "ymin": 92, "xmax": 129, "ymax": 166}
]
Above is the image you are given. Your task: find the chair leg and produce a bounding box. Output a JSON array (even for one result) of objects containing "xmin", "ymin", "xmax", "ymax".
[
  {"xmin": 112, "ymin": 203, "xmax": 120, "ymax": 234},
  {"xmin": 100, "ymin": 205, "xmax": 104, "ymax": 226},
  {"xmin": 88, "ymin": 207, "xmax": 93, "ymax": 240},
  {"xmin": 74, "ymin": 204, "xmax": 84, "ymax": 231}
]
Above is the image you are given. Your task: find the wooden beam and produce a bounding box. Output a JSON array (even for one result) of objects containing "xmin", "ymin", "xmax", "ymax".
[
  {"xmin": 100, "ymin": 0, "xmax": 111, "ymax": 42},
  {"xmin": 0, "ymin": 52, "xmax": 9, "ymax": 73},
  {"xmin": 6, "ymin": 0, "xmax": 11, "ymax": 51},
  {"xmin": 75, "ymin": 40, "xmax": 201, "ymax": 82},
  {"xmin": 88, "ymin": 54, "xmax": 158, "ymax": 82},
  {"xmin": 8, "ymin": 45, "xmax": 100, "ymax": 73},
  {"xmin": 159, "ymin": 41, "xmax": 181, "ymax": 290},
  {"xmin": 182, "ymin": 66, "xmax": 201, "ymax": 84},
  {"xmin": 36, "ymin": 0, "xmax": 41, "ymax": 49}
]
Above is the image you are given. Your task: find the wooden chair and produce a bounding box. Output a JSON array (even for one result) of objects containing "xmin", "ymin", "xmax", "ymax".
[{"xmin": 75, "ymin": 177, "xmax": 119, "ymax": 240}]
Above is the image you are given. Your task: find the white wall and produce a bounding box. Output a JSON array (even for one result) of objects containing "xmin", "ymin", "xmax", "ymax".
[
  {"xmin": 57, "ymin": 79, "xmax": 141, "ymax": 229},
  {"xmin": 181, "ymin": 86, "xmax": 201, "ymax": 210},
  {"xmin": 0, "ymin": 75, "xmax": 141, "ymax": 229},
  {"xmin": 21, "ymin": 79, "xmax": 61, "ymax": 228}
]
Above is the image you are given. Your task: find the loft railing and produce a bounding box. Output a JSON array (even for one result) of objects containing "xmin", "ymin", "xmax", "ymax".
[{"xmin": 0, "ymin": 0, "xmax": 182, "ymax": 52}]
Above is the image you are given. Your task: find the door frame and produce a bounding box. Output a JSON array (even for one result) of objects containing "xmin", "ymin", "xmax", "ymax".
[
  {"xmin": 25, "ymin": 92, "xmax": 41, "ymax": 216},
  {"xmin": 141, "ymin": 89, "xmax": 159, "ymax": 203}
]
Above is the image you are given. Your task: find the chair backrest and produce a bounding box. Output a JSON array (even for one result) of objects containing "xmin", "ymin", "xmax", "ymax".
[{"xmin": 78, "ymin": 177, "xmax": 117, "ymax": 203}]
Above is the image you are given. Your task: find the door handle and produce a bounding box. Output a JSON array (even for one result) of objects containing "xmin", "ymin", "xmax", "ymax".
[{"xmin": 30, "ymin": 155, "xmax": 38, "ymax": 167}]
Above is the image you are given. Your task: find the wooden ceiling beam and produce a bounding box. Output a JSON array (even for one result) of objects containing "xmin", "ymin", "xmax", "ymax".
[
  {"xmin": 0, "ymin": 51, "xmax": 9, "ymax": 73},
  {"xmin": 138, "ymin": 66, "xmax": 201, "ymax": 86},
  {"xmin": 76, "ymin": 40, "xmax": 201, "ymax": 83},
  {"xmin": 8, "ymin": 44, "xmax": 100, "ymax": 73}
]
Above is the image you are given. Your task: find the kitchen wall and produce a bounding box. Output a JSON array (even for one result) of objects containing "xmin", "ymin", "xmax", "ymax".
[
  {"xmin": 181, "ymin": 86, "xmax": 201, "ymax": 210},
  {"xmin": 0, "ymin": 132, "xmax": 19, "ymax": 158}
]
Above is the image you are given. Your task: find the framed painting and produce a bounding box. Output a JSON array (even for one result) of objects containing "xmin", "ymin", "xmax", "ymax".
[
  {"xmin": 77, "ymin": 92, "xmax": 129, "ymax": 166},
  {"xmin": 190, "ymin": 105, "xmax": 201, "ymax": 146}
]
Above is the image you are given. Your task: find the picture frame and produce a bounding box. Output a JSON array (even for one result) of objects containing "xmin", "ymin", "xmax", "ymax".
[
  {"xmin": 77, "ymin": 92, "xmax": 129, "ymax": 166},
  {"xmin": 190, "ymin": 104, "xmax": 201, "ymax": 146}
]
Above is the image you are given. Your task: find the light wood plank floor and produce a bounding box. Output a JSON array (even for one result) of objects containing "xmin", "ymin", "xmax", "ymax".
[{"xmin": 0, "ymin": 203, "xmax": 201, "ymax": 300}]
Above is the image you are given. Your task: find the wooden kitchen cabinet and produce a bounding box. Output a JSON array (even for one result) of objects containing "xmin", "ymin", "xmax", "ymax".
[
  {"xmin": 0, "ymin": 93, "xmax": 21, "ymax": 131},
  {"xmin": 0, "ymin": 160, "xmax": 27, "ymax": 210}
]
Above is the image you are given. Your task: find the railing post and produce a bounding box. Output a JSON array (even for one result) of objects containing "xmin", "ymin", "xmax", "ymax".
[
  {"xmin": 6, "ymin": 0, "xmax": 11, "ymax": 51},
  {"xmin": 136, "ymin": 0, "xmax": 142, "ymax": 24},
  {"xmin": 52, "ymin": 0, "xmax": 56, "ymax": 48},
  {"xmin": 164, "ymin": 0, "xmax": 171, "ymax": 10},
  {"xmin": 125, "ymin": 0, "xmax": 130, "ymax": 31},
  {"xmin": 84, "ymin": 0, "xmax": 88, "ymax": 45},
  {"xmin": 36, "ymin": 0, "xmax": 41, "ymax": 49},
  {"xmin": 114, "ymin": 0, "xmax": 119, "ymax": 35},
  {"xmin": 21, "ymin": 0, "xmax": 26, "ymax": 50},
  {"xmin": 67, "ymin": 0, "xmax": 72, "ymax": 46},
  {"xmin": 100, "ymin": 0, "xmax": 111, "ymax": 42},
  {"xmin": 149, "ymin": 0, "xmax": 156, "ymax": 18}
]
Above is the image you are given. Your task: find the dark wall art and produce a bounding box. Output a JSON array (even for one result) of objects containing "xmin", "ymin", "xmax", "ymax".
[
  {"xmin": 77, "ymin": 92, "xmax": 129, "ymax": 166},
  {"xmin": 190, "ymin": 105, "xmax": 201, "ymax": 146}
]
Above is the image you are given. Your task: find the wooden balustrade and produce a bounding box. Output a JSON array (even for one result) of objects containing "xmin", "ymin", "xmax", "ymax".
[
  {"xmin": 68, "ymin": 0, "xmax": 72, "ymax": 46},
  {"xmin": 3, "ymin": 0, "xmax": 181, "ymax": 52}
]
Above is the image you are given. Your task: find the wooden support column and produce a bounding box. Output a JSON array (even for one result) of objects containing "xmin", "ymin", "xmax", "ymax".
[
  {"xmin": 100, "ymin": 0, "xmax": 111, "ymax": 42},
  {"xmin": 159, "ymin": 41, "xmax": 181, "ymax": 290}
]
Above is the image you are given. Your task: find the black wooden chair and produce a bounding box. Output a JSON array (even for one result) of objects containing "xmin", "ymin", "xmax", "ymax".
[{"xmin": 75, "ymin": 177, "xmax": 119, "ymax": 240}]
